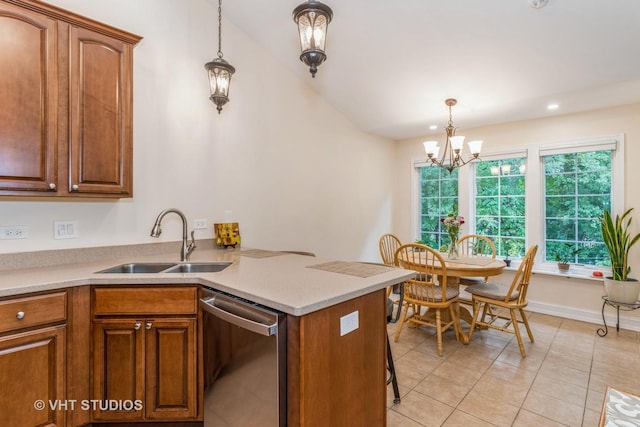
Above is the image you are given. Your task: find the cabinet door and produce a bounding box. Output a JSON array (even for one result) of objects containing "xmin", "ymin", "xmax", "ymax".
[
  {"xmin": 0, "ymin": 2, "xmax": 58, "ymax": 193},
  {"xmin": 0, "ymin": 325, "xmax": 66, "ymax": 427},
  {"xmin": 145, "ymin": 318, "xmax": 198, "ymax": 420},
  {"xmin": 68, "ymin": 25, "xmax": 133, "ymax": 196},
  {"xmin": 93, "ymin": 318, "xmax": 144, "ymax": 421}
]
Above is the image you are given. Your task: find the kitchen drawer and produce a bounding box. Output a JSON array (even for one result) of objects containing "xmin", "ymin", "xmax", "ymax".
[
  {"xmin": 0, "ymin": 291, "xmax": 67, "ymax": 334},
  {"xmin": 93, "ymin": 286, "xmax": 198, "ymax": 315}
]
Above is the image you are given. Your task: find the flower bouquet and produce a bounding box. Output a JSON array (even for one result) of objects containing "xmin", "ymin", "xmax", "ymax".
[{"xmin": 441, "ymin": 207, "xmax": 465, "ymax": 259}]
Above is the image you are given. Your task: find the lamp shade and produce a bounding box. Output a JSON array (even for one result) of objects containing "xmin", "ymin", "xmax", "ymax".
[
  {"xmin": 449, "ymin": 135, "xmax": 465, "ymax": 151},
  {"xmin": 423, "ymin": 140, "xmax": 439, "ymax": 156},
  {"xmin": 467, "ymin": 140, "xmax": 483, "ymax": 156},
  {"xmin": 205, "ymin": 57, "xmax": 235, "ymax": 114},
  {"xmin": 293, "ymin": 1, "xmax": 333, "ymax": 77}
]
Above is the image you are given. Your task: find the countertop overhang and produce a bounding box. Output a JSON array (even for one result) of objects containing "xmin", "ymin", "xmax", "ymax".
[{"xmin": 0, "ymin": 247, "xmax": 415, "ymax": 316}]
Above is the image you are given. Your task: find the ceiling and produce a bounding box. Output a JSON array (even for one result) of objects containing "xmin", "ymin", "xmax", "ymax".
[{"xmin": 222, "ymin": 0, "xmax": 640, "ymax": 141}]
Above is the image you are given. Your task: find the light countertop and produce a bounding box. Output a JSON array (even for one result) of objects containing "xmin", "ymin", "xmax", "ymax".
[{"xmin": 0, "ymin": 246, "xmax": 414, "ymax": 316}]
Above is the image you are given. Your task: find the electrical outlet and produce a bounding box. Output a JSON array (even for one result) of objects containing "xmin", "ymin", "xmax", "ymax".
[
  {"xmin": 340, "ymin": 311, "xmax": 359, "ymax": 336},
  {"xmin": 193, "ymin": 219, "xmax": 207, "ymax": 230},
  {"xmin": 54, "ymin": 220, "xmax": 78, "ymax": 239},
  {"xmin": 0, "ymin": 226, "xmax": 29, "ymax": 240}
]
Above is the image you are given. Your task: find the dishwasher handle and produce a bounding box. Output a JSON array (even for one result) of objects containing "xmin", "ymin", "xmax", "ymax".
[{"xmin": 200, "ymin": 294, "xmax": 278, "ymax": 337}]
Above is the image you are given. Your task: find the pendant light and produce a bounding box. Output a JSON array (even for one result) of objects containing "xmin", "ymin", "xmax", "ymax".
[
  {"xmin": 293, "ymin": 1, "xmax": 333, "ymax": 78},
  {"xmin": 205, "ymin": 0, "xmax": 235, "ymax": 113}
]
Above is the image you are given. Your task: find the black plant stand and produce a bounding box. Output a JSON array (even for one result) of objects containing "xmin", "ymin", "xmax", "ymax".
[{"xmin": 597, "ymin": 296, "xmax": 640, "ymax": 337}]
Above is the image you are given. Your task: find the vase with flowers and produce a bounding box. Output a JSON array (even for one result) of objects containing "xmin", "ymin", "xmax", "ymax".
[{"xmin": 441, "ymin": 206, "xmax": 465, "ymax": 259}]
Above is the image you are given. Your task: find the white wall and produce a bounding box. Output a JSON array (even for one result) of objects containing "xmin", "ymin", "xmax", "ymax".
[
  {"xmin": 0, "ymin": 0, "xmax": 395, "ymax": 262},
  {"xmin": 393, "ymin": 104, "xmax": 640, "ymax": 329}
]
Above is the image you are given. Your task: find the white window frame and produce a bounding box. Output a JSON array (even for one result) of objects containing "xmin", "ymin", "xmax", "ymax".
[
  {"xmin": 471, "ymin": 149, "xmax": 529, "ymax": 257},
  {"xmin": 411, "ymin": 159, "xmax": 460, "ymax": 244},
  {"xmin": 537, "ymin": 135, "xmax": 624, "ymax": 270}
]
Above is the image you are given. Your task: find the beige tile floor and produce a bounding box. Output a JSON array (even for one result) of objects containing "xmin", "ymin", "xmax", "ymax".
[{"xmin": 386, "ymin": 308, "xmax": 640, "ymax": 427}]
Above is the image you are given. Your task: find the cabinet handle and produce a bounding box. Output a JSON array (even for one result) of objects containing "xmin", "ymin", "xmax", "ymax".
[
  {"xmin": 16, "ymin": 311, "xmax": 25, "ymax": 320},
  {"xmin": 71, "ymin": 184, "xmax": 79, "ymax": 191},
  {"xmin": 48, "ymin": 183, "xmax": 56, "ymax": 190},
  {"xmin": 134, "ymin": 322, "xmax": 141, "ymax": 330},
  {"xmin": 146, "ymin": 322, "xmax": 152, "ymax": 330}
]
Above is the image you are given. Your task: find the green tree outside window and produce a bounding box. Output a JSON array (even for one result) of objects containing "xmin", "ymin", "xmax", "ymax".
[
  {"xmin": 418, "ymin": 166, "xmax": 458, "ymax": 250},
  {"xmin": 475, "ymin": 158, "xmax": 526, "ymax": 258},
  {"xmin": 544, "ymin": 150, "xmax": 611, "ymax": 265}
]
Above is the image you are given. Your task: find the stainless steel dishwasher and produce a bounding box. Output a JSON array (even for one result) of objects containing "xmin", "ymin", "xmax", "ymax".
[{"xmin": 200, "ymin": 288, "xmax": 287, "ymax": 427}]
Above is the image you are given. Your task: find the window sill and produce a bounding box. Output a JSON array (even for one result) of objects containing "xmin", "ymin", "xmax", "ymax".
[{"xmin": 504, "ymin": 261, "xmax": 607, "ymax": 282}]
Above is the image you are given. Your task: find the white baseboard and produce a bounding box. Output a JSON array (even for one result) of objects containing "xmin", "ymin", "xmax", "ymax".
[{"xmin": 527, "ymin": 300, "xmax": 640, "ymax": 333}]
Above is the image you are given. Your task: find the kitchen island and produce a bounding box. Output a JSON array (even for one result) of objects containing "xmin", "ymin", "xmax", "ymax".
[{"xmin": 0, "ymin": 242, "xmax": 414, "ymax": 426}]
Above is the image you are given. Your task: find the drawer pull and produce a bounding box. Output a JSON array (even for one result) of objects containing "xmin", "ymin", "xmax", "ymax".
[
  {"xmin": 134, "ymin": 322, "xmax": 141, "ymax": 330},
  {"xmin": 146, "ymin": 322, "xmax": 152, "ymax": 330},
  {"xmin": 16, "ymin": 311, "xmax": 25, "ymax": 320}
]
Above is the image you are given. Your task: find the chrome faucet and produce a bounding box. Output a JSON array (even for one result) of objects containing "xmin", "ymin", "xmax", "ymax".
[{"xmin": 150, "ymin": 208, "xmax": 196, "ymax": 261}]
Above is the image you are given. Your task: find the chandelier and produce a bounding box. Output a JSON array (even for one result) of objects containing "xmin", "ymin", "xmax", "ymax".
[
  {"xmin": 423, "ymin": 99, "xmax": 483, "ymax": 173},
  {"xmin": 293, "ymin": 1, "xmax": 333, "ymax": 78},
  {"xmin": 204, "ymin": 0, "xmax": 235, "ymax": 113}
]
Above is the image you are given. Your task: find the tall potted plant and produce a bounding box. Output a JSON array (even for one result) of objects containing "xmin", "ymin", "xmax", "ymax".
[{"xmin": 600, "ymin": 208, "xmax": 640, "ymax": 303}]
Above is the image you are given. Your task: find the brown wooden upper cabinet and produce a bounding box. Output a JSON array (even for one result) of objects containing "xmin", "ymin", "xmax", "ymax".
[{"xmin": 0, "ymin": 0, "xmax": 142, "ymax": 198}]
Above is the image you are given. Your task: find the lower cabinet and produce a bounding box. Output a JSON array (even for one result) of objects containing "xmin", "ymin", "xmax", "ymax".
[
  {"xmin": 0, "ymin": 291, "xmax": 67, "ymax": 427},
  {"xmin": 92, "ymin": 286, "xmax": 199, "ymax": 423}
]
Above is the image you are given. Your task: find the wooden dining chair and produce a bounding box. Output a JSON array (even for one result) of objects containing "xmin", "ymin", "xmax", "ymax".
[
  {"xmin": 393, "ymin": 243, "xmax": 462, "ymax": 356},
  {"xmin": 466, "ymin": 245, "xmax": 538, "ymax": 357},
  {"xmin": 457, "ymin": 234, "xmax": 497, "ymax": 284},
  {"xmin": 379, "ymin": 233, "xmax": 403, "ymax": 315},
  {"xmin": 379, "ymin": 233, "xmax": 402, "ymax": 266},
  {"xmin": 456, "ymin": 234, "xmax": 497, "ymax": 306}
]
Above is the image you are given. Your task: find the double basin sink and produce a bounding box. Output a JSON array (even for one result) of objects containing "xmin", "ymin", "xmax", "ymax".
[{"xmin": 96, "ymin": 262, "xmax": 232, "ymax": 274}]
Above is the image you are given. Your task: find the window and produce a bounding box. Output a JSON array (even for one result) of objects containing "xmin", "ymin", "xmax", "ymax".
[
  {"xmin": 475, "ymin": 157, "xmax": 527, "ymax": 258},
  {"xmin": 543, "ymin": 150, "xmax": 612, "ymax": 266},
  {"xmin": 412, "ymin": 135, "xmax": 623, "ymax": 272},
  {"xmin": 417, "ymin": 166, "xmax": 458, "ymax": 250}
]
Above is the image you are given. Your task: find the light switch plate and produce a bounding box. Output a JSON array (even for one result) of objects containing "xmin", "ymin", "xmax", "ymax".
[
  {"xmin": 54, "ymin": 220, "xmax": 78, "ymax": 239},
  {"xmin": 340, "ymin": 310, "xmax": 359, "ymax": 336}
]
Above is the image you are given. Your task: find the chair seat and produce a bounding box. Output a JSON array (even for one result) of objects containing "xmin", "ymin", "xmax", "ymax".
[
  {"xmin": 458, "ymin": 276, "xmax": 484, "ymax": 286},
  {"xmin": 409, "ymin": 286, "xmax": 459, "ymax": 303},
  {"xmin": 466, "ymin": 282, "xmax": 519, "ymax": 301}
]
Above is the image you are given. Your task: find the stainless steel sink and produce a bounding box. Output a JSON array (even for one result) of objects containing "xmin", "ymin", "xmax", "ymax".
[
  {"xmin": 96, "ymin": 263, "xmax": 177, "ymax": 274},
  {"xmin": 165, "ymin": 262, "xmax": 232, "ymax": 273}
]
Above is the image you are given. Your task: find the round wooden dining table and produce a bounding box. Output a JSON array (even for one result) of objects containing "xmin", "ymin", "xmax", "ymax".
[
  {"xmin": 393, "ymin": 254, "xmax": 507, "ymax": 326},
  {"xmin": 433, "ymin": 256, "xmax": 506, "ymax": 286}
]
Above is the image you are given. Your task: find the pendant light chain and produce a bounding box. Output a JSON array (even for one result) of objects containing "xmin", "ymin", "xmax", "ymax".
[{"xmin": 217, "ymin": 0, "xmax": 223, "ymax": 59}]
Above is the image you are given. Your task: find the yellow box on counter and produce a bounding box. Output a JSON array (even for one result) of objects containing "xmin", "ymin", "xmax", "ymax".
[{"xmin": 214, "ymin": 222, "xmax": 240, "ymax": 248}]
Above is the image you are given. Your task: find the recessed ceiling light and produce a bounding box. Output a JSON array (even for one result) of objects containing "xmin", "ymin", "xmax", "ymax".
[
  {"xmin": 429, "ymin": 125, "xmax": 438, "ymax": 130},
  {"xmin": 547, "ymin": 103, "xmax": 559, "ymax": 110},
  {"xmin": 528, "ymin": 0, "xmax": 549, "ymax": 8}
]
